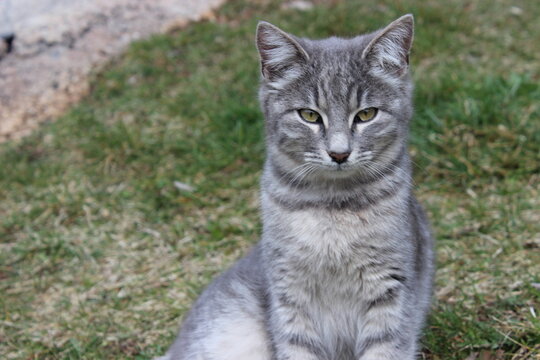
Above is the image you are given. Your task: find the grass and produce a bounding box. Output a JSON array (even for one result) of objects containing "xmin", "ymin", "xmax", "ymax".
[{"xmin": 0, "ymin": 0, "xmax": 539, "ymax": 358}]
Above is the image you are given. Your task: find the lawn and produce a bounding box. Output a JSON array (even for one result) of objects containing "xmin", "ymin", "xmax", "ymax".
[{"xmin": 0, "ymin": 0, "xmax": 539, "ymax": 359}]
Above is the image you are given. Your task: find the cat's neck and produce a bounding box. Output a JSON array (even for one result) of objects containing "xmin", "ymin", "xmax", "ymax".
[{"xmin": 261, "ymin": 147, "xmax": 413, "ymax": 212}]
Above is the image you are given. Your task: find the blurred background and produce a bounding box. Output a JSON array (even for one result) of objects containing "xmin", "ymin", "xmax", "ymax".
[
  {"xmin": 0, "ymin": 0, "xmax": 539, "ymax": 359},
  {"xmin": 0, "ymin": 0, "xmax": 224, "ymax": 141}
]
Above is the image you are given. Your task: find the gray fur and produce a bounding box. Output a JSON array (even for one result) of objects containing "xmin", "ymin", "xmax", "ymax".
[{"xmin": 159, "ymin": 14, "xmax": 435, "ymax": 360}]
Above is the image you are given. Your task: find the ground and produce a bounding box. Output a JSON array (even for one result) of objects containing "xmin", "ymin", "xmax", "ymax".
[
  {"xmin": 0, "ymin": 0, "xmax": 539, "ymax": 359},
  {"xmin": 0, "ymin": 0, "xmax": 224, "ymax": 141}
]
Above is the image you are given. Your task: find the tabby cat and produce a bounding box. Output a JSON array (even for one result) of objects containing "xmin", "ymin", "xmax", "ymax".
[{"xmin": 159, "ymin": 14, "xmax": 435, "ymax": 360}]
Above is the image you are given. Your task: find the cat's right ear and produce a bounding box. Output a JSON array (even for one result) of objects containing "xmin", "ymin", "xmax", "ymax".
[{"xmin": 256, "ymin": 22, "xmax": 309, "ymax": 83}]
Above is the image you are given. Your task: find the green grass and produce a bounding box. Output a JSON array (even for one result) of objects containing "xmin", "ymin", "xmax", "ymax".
[{"xmin": 1, "ymin": 0, "xmax": 539, "ymax": 358}]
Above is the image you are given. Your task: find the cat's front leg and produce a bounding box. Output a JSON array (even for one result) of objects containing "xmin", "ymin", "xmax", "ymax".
[
  {"xmin": 357, "ymin": 337, "xmax": 416, "ymax": 360},
  {"xmin": 355, "ymin": 286, "xmax": 418, "ymax": 360},
  {"xmin": 268, "ymin": 293, "xmax": 326, "ymax": 360}
]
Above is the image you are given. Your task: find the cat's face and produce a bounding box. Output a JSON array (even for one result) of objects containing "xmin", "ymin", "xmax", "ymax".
[{"xmin": 257, "ymin": 16, "xmax": 414, "ymax": 183}]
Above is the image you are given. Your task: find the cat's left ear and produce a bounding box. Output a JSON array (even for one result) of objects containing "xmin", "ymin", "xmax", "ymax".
[{"xmin": 362, "ymin": 14, "xmax": 414, "ymax": 77}]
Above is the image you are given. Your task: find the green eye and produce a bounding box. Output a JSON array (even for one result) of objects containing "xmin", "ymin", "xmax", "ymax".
[
  {"xmin": 299, "ymin": 109, "xmax": 321, "ymax": 123},
  {"xmin": 355, "ymin": 107, "xmax": 378, "ymax": 122}
]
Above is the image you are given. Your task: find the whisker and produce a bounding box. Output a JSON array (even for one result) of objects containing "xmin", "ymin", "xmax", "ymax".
[
  {"xmin": 289, "ymin": 163, "xmax": 316, "ymax": 191},
  {"xmin": 364, "ymin": 161, "xmax": 414, "ymax": 190},
  {"xmin": 276, "ymin": 163, "xmax": 312, "ymax": 185},
  {"xmin": 366, "ymin": 153, "xmax": 416, "ymax": 187}
]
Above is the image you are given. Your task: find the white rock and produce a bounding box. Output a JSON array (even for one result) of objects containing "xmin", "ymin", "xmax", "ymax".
[{"xmin": 0, "ymin": 0, "xmax": 226, "ymax": 142}]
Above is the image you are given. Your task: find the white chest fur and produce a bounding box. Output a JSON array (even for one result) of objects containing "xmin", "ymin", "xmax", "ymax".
[
  {"xmin": 262, "ymin": 195, "xmax": 413, "ymax": 354},
  {"xmin": 265, "ymin": 194, "xmax": 408, "ymax": 264}
]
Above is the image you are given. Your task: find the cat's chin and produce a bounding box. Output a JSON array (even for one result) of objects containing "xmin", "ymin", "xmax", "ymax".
[{"xmin": 314, "ymin": 164, "xmax": 359, "ymax": 180}]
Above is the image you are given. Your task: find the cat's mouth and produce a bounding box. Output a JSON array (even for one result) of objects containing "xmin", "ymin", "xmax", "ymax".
[{"xmin": 313, "ymin": 161, "xmax": 358, "ymax": 179}]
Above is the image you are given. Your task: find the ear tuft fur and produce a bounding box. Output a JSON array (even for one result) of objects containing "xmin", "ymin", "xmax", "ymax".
[
  {"xmin": 256, "ymin": 21, "xmax": 309, "ymax": 82},
  {"xmin": 362, "ymin": 14, "xmax": 414, "ymax": 77}
]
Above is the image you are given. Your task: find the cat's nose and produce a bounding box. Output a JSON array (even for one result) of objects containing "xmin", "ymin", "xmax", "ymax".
[{"xmin": 328, "ymin": 151, "xmax": 350, "ymax": 164}]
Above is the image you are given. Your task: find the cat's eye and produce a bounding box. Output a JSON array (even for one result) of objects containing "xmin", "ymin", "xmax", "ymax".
[
  {"xmin": 298, "ymin": 109, "xmax": 321, "ymax": 123},
  {"xmin": 355, "ymin": 107, "xmax": 378, "ymax": 122}
]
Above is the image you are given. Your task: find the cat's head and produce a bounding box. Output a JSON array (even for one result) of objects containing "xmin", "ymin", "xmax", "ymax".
[{"xmin": 256, "ymin": 15, "xmax": 414, "ymax": 183}]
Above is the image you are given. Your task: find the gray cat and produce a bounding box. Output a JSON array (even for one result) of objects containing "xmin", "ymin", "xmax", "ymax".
[{"xmin": 158, "ymin": 14, "xmax": 435, "ymax": 360}]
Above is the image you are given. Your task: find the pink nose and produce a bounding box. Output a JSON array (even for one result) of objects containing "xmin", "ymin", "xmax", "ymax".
[{"xmin": 328, "ymin": 151, "xmax": 350, "ymax": 164}]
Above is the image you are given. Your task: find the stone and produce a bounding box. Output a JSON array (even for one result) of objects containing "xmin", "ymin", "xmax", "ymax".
[{"xmin": 0, "ymin": 0, "xmax": 226, "ymax": 142}]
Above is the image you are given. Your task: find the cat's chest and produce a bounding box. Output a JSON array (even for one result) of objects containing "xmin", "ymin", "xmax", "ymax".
[
  {"xmin": 271, "ymin": 205, "xmax": 409, "ymax": 295},
  {"xmin": 266, "ymin": 205, "xmax": 410, "ymax": 353},
  {"xmin": 276, "ymin": 206, "xmax": 401, "ymax": 257}
]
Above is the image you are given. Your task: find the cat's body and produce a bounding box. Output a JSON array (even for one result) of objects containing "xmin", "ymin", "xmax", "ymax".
[{"xmin": 160, "ymin": 15, "xmax": 435, "ymax": 360}]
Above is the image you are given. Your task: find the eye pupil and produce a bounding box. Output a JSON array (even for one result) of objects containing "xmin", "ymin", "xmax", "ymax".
[
  {"xmin": 299, "ymin": 109, "xmax": 321, "ymax": 123},
  {"xmin": 355, "ymin": 107, "xmax": 378, "ymax": 122}
]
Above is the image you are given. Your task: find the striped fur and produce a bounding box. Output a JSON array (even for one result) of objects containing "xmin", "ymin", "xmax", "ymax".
[{"xmin": 160, "ymin": 14, "xmax": 435, "ymax": 360}]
